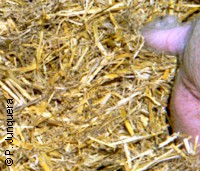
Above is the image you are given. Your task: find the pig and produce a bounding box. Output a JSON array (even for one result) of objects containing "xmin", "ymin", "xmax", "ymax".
[{"xmin": 141, "ymin": 15, "xmax": 200, "ymax": 154}]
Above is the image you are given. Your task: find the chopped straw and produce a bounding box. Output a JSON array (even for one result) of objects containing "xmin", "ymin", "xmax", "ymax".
[{"xmin": 0, "ymin": 0, "xmax": 200, "ymax": 170}]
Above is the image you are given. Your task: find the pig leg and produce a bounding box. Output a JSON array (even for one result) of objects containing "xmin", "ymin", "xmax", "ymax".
[{"xmin": 170, "ymin": 70, "xmax": 200, "ymax": 153}]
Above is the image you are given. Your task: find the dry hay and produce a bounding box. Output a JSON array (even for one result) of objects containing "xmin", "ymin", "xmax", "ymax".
[{"xmin": 0, "ymin": 0, "xmax": 200, "ymax": 170}]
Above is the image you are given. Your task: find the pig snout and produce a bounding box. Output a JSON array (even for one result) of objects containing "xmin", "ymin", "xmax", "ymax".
[
  {"xmin": 141, "ymin": 16, "xmax": 192, "ymax": 55},
  {"xmin": 142, "ymin": 15, "xmax": 200, "ymax": 153}
]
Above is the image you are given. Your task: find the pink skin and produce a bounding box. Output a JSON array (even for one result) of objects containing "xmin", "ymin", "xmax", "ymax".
[
  {"xmin": 142, "ymin": 25, "xmax": 191, "ymax": 54},
  {"xmin": 142, "ymin": 16, "xmax": 200, "ymax": 153},
  {"xmin": 171, "ymin": 71, "xmax": 200, "ymax": 145}
]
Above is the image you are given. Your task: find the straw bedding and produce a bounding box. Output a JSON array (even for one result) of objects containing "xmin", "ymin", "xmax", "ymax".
[{"xmin": 0, "ymin": 0, "xmax": 199, "ymax": 170}]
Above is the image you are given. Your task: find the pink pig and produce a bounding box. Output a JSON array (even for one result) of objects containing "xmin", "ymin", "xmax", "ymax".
[{"xmin": 142, "ymin": 15, "xmax": 200, "ymax": 153}]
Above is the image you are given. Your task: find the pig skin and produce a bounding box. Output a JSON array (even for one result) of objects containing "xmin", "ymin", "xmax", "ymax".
[{"xmin": 142, "ymin": 15, "xmax": 200, "ymax": 154}]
